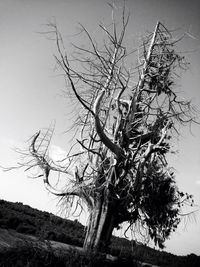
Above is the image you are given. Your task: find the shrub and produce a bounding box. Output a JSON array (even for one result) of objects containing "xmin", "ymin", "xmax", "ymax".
[
  {"xmin": 6, "ymin": 216, "xmax": 22, "ymax": 229},
  {"xmin": 16, "ymin": 224, "xmax": 36, "ymax": 235}
]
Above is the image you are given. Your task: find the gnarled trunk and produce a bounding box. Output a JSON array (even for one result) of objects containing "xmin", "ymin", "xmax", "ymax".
[{"xmin": 83, "ymin": 198, "xmax": 116, "ymax": 252}]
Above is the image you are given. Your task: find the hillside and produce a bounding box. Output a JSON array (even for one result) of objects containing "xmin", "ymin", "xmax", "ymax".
[{"xmin": 0, "ymin": 199, "xmax": 199, "ymax": 266}]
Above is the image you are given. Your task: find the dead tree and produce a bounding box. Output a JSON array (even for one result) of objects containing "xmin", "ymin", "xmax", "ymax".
[{"xmin": 12, "ymin": 9, "xmax": 197, "ymax": 252}]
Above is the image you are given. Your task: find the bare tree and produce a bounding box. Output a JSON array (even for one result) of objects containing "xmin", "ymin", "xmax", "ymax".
[{"xmin": 10, "ymin": 8, "xmax": 197, "ymax": 252}]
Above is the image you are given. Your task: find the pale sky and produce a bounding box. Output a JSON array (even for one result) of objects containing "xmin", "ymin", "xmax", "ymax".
[{"xmin": 0, "ymin": 0, "xmax": 200, "ymax": 256}]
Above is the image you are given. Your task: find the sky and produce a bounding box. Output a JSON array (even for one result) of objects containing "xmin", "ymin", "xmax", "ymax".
[{"xmin": 0, "ymin": 0, "xmax": 200, "ymax": 256}]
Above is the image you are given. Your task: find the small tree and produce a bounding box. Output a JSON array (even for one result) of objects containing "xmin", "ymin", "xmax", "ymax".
[{"xmin": 11, "ymin": 8, "xmax": 197, "ymax": 252}]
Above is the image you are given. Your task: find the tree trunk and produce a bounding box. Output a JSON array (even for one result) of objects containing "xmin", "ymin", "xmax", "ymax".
[{"xmin": 83, "ymin": 197, "xmax": 116, "ymax": 252}]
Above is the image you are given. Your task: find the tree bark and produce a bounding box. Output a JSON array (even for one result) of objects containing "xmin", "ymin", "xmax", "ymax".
[{"xmin": 83, "ymin": 197, "xmax": 116, "ymax": 252}]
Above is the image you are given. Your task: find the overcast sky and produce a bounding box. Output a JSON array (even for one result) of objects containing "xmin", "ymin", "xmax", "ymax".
[{"xmin": 0, "ymin": 0, "xmax": 200, "ymax": 256}]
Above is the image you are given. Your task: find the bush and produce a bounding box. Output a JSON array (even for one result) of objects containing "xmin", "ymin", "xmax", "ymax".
[
  {"xmin": 0, "ymin": 219, "xmax": 8, "ymax": 228},
  {"xmin": 16, "ymin": 224, "xmax": 36, "ymax": 235},
  {"xmin": 7, "ymin": 217, "xmax": 22, "ymax": 229}
]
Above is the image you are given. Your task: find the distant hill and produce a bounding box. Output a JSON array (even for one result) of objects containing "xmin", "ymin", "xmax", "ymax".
[
  {"xmin": 0, "ymin": 199, "xmax": 85, "ymax": 247},
  {"xmin": 0, "ymin": 199, "xmax": 199, "ymax": 267}
]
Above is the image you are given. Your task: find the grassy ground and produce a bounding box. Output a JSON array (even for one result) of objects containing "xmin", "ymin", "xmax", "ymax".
[{"xmin": 0, "ymin": 228, "xmax": 139, "ymax": 267}]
